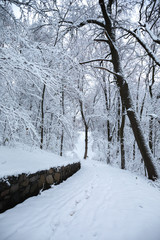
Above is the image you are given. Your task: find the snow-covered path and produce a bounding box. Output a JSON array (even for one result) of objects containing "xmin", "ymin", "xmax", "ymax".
[{"xmin": 0, "ymin": 160, "xmax": 160, "ymax": 240}]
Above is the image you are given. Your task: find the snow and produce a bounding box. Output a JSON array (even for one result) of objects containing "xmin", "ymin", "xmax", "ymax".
[
  {"xmin": 0, "ymin": 134, "xmax": 160, "ymax": 240},
  {"xmin": 0, "ymin": 146, "xmax": 78, "ymax": 178},
  {"xmin": 66, "ymin": 131, "xmax": 94, "ymax": 160},
  {"xmin": 145, "ymin": 24, "xmax": 160, "ymax": 43},
  {"xmin": 0, "ymin": 160, "xmax": 160, "ymax": 240}
]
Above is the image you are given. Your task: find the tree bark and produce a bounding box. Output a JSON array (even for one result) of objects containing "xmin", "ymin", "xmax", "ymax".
[
  {"xmin": 60, "ymin": 86, "xmax": 65, "ymax": 156},
  {"xmin": 84, "ymin": 125, "xmax": 88, "ymax": 159},
  {"xmin": 79, "ymin": 100, "xmax": 89, "ymax": 159},
  {"xmin": 119, "ymin": 80, "xmax": 158, "ymax": 179},
  {"xmin": 107, "ymin": 119, "xmax": 110, "ymax": 164},
  {"xmin": 102, "ymin": 75, "xmax": 111, "ymax": 163},
  {"xmin": 40, "ymin": 84, "xmax": 46, "ymax": 149},
  {"xmin": 99, "ymin": 0, "xmax": 158, "ymax": 180},
  {"xmin": 60, "ymin": 129, "xmax": 64, "ymax": 156},
  {"xmin": 120, "ymin": 104, "xmax": 125, "ymax": 169},
  {"xmin": 149, "ymin": 117, "xmax": 153, "ymax": 153}
]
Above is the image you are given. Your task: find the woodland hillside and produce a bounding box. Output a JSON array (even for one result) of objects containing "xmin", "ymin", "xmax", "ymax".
[{"xmin": 1, "ymin": 0, "xmax": 160, "ymax": 179}]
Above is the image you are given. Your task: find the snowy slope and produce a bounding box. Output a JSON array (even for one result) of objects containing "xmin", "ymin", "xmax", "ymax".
[
  {"xmin": 0, "ymin": 160, "xmax": 160, "ymax": 240},
  {"xmin": 0, "ymin": 146, "xmax": 78, "ymax": 178},
  {"xmin": 66, "ymin": 131, "xmax": 94, "ymax": 160}
]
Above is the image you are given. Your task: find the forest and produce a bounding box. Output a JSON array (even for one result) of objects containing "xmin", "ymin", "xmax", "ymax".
[{"xmin": 1, "ymin": 0, "xmax": 160, "ymax": 180}]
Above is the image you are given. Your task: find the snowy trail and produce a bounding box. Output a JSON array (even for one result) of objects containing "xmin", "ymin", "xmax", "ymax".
[{"xmin": 0, "ymin": 160, "xmax": 160, "ymax": 240}]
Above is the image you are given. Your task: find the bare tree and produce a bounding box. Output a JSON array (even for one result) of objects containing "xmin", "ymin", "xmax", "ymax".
[{"xmin": 75, "ymin": 0, "xmax": 158, "ymax": 179}]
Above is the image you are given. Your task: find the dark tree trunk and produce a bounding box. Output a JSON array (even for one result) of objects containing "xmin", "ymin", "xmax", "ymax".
[
  {"xmin": 60, "ymin": 87, "xmax": 65, "ymax": 156},
  {"xmin": 149, "ymin": 64, "xmax": 155, "ymax": 154},
  {"xmin": 119, "ymin": 80, "xmax": 158, "ymax": 179},
  {"xmin": 84, "ymin": 125, "xmax": 88, "ymax": 159},
  {"xmin": 133, "ymin": 140, "xmax": 136, "ymax": 161},
  {"xmin": 99, "ymin": 0, "xmax": 158, "ymax": 180},
  {"xmin": 60, "ymin": 129, "xmax": 64, "ymax": 156},
  {"xmin": 120, "ymin": 104, "xmax": 125, "ymax": 169},
  {"xmin": 103, "ymin": 76, "xmax": 111, "ymax": 163},
  {"xmin": 117, "ymin": 95, "xmax": 120, "ymax": 143},
  {"xmin": 149, "ymin": 117, "xmax": 153, "ymax": 153},
  {"xmin": 40, "ymin": 84, "xmax": 46, "ymax": 149},
  {"xmin": 79, "ymin": 100, "xmax": 89, "ymax": 159},
  {"xmin": 116, "ymin": 96, "xmax": 121, "ymax": 157},
  {"xmin": 107, "ymin": 119, "xmax": 110, "ymax": 164}
]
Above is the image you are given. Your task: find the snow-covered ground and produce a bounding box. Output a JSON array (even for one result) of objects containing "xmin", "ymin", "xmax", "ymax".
[
  {"xmin": 0, "ymin": 147, "xmax": 78, "ymax": 178},
  {"xmin": 0, "ymin": 133, "xmax": 160, "ymax": 240},
  {"xmin": 0, "ymin": 160, "xmax": 160, "ymax": 240},
  {"xmin": 66, "ymin": 131, "xmax": 94, "ymax": 160}
]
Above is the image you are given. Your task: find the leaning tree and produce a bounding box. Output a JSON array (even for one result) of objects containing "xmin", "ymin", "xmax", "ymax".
[{"xmin": 60, "ymin": 0, "xmax": 159, "ymax": 180}]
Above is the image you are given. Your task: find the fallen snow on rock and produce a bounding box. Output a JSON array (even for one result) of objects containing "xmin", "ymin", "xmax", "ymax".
[
  {"xmin": 0, "ymin": 146, "xmax": 78, "ymax": 178},
  {"xmin": 0, "ymin": 160, "xmax": 160, "ymax": 240}
]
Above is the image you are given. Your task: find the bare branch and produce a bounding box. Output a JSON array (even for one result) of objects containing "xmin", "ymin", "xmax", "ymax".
[
  {"xmin": 59, "ymin": 19, "xmax": 105, "ymax": 29},
  {"xmin": 94, "ymin": 38, "xmax": 109, "ymax": 43},
  {"xmin": 148, "ymin": 114, "xmax": 160, "ymax": 123},
  {"xmin": 120, "ymin": 27, "xmax": 160, "ymax": 67},
  {"xmin": 94, "ymin": 66, "xmax": 122, "ymax": 77},
  {"xmin": 145, "ymin": 25, "xmax": 160, "ymax": 44},
  {"xmin": 80, "ymin": 59, "xmax": 112, "ymax": 65},
  {"xmin": 99, "ymin": 0, "xmax": 115, "ymax": 40}
]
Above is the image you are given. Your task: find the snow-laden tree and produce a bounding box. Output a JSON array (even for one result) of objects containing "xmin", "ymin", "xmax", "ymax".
[
  {"xmin": 1, "ymin": 0, "xmax": 160, "ymax": 179},
  {"xmin": 54, "ymin": 0, "xmax": 159, "ymax": 179},
  {"xmin": 0, "ymin": 1, "xmax": 82, "ymax": 155}
]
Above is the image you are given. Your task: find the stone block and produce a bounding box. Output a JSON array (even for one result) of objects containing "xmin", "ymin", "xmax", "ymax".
[
  {"xmin": 48, "ymin": 168, "xmax": 54, "ymax": 174},
  {"xmin": 10, "ymin": 183, "xmax": 19, "ymax": 193},
  {"xmin": 38, "ymin": 174, "xmax": 46, "ymax": 189},
  {"xmin": 4, "ymin": 195, "xmax": 10, "ymax": 200},
  {"xmin": 46, "ymin": 175, "xmax": 54, "ymax": 185},
  {"xmin": 30, "ymin": 182, "xmax": 38, "ymax": 194},
  {"xmin": 0, "ymin": 181, "xmax": 10, "ymax": 192},
  {"xmin": 0, "ymin": 201, "xmax": 3, "ymax": 212},
  {"xmin": 20, "ymin": 179, "xmax": 29, "ymax": 187},
  {"xmin": 38, "ymin": 179, "xmax": 43, "ymax": 189},
  {"xmin": 12, "ymin": 192, "xmax": 20, "ymax": 204},
  {"xmin": 1, "ymin": 189, "xmax": 10, "ymax": 198},
  {"xmin": 21, "ymin": 185, "xmax": 30, "ymax": 198},
  {"xmin": 29, "ymin": 175, "xmax": 39, "ymax": 183},
  {"xmin": 18, "ymin": 174, "xmax": 25, "ymax": 183},
  {"xmin": 54, "ymin": 172, "xmax": 61, "ymax": 182},
  {"xmin": 8, "ymin": 175, "xmax": 18, "ymax": 185}
]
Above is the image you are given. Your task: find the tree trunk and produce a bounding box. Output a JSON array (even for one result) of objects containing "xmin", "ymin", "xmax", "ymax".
[
  {"xmin": 107, "ymin": 119, "xmax": 110, "ymax": 164},
  {"xmin": 149, "ymin": 117, "xmax": 153, "ymax": 153},
  {"xmin": 40, "ymin": 84, "xmax": 46, "ymax": 149},
  {"xmin": 99, "ymin": 0, "xmax": 158, "ymax": 180},
  {"xmin": 149, "ymin": 64, "xmax": 155, "ymax": 154},
  {"xmin": 60, "ymin": 129, "xmax": 64, "ymax": 156},
  {"xmin": 119, "ymin": 80, "xmax": 158, "ymax": 179},
  {"xmin": 84, "ymin": 125, "xmax": 88, "ymax": 159},
  {"xmin": 79, "ymin": 100, "xmax": 89, "ymax": 159},
  {"xmin": 116, "ymin": 95, "xmax": 120, "ymax": 156},
  {"xmin": 60, "ymin": 86, "xmax": 65, "ymax": 156},
  {"xmin": 133, "ymin": 140, "xmax": 136, "ymax": 161},
  {"xmin": 120, "ymin": 104, "xmax": 125, "ymax": 169},
  {"xmin": 117, "ymin": 95, "xmax": 120, "ymax": 143}
]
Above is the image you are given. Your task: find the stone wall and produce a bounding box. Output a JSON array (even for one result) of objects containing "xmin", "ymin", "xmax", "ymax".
[{"xmin": 0, "ymin": 162, "xmax": 80, "ymax": 213}]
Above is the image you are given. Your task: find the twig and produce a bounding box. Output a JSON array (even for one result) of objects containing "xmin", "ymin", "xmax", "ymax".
[
  {"xmin": 94, "ymin": 66, "xmax": 122, "ymax": 77},
  {"xmin": 80, "ymin": 59, "xmax": 112, "ymax": 65}
]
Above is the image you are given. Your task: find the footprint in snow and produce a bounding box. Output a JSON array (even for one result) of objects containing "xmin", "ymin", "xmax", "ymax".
[
  {"xmin": 85, "ymin": 190, "xmax": 90, "ymax": 199},
  {"xmin": 75, "ymin": 200, "xmax": 80, "ymax": 205},
  {"xmin": 51, "ymin": 221, "xmax": 60, "ymax": 232},
  {"xmin": 93, "ymin": 232, "xmax": 97, "ymax": 237},
  {"xmin": 69, "ymin": 210, "xmax": 76, "ymax": 216}
]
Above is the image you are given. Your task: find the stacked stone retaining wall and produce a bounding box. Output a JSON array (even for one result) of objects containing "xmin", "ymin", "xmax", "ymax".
[{"xmin": 0, "ymin": 162, "xmax": 80, "ymax": 213}]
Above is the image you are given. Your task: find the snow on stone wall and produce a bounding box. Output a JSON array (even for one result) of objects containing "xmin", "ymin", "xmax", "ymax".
[{"xmin": 0, "ymin": 162, "xmax": 81, "ymax": 213}]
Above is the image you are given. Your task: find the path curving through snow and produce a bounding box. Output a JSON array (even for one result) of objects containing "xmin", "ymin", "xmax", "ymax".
[{"xmin": 0, "ymin": 159, "xmax": 160, "ymax": 240}]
